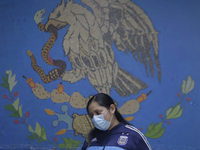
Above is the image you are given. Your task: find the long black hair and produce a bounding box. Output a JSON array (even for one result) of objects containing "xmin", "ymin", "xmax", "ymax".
[{"xmin": 86, "ymin": 93, "xmax": 131, "ymax": 145}]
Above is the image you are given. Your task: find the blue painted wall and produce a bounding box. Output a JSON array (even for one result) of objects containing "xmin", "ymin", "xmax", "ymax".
[{"xmin": 0, "ymin": 0, "xmax": 200, "ymax": 149}]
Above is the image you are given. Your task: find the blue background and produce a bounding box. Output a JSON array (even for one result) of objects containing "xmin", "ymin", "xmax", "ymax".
[{"xmin": 0, "ymin": 0, "xmax": 200, "ymax": 149}]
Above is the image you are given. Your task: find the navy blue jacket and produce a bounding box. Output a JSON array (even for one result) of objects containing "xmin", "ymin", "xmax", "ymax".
[{"xmin": 82, "ymin": 122, "xmax": 152, "ymax": 150}]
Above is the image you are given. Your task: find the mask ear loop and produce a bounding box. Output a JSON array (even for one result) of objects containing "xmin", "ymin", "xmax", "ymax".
[
  {"xmin": 107, "ymin": 107, "xmax": 114, "ymax": 122},
  {"xmin": 108, "ymin": 104, "xmax": 115, "ymax": 122},
  {"xmin": 104, "ymin": 108, "xmax": 113, "ymax": 122},
  {"xmin": 110, "ymin": 113, "xmax": 113, "ymax": 122},
  {"xmin": 104, "ymin": 110, "xmax": 109, "ymax": 115},
  {"xmin": 106, "ymin": 111, "xmax": 114, "ymax": 130}
]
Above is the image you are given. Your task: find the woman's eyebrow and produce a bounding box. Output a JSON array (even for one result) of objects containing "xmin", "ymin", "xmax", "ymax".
[
  {"xmin": 89, "ymin": 109, "xmax": 99, "ymax": 115},
  {"xmin": 94, "ymin": 109, "xmax": 101, "ymax": 112}
]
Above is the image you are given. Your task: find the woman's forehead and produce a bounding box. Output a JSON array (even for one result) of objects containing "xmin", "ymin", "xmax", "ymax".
[{"xmin": 88, "ymin": 102, "xmax": 104, "ymax": 113}]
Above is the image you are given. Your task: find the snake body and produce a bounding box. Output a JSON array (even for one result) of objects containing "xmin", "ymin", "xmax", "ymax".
[{"xmin": 27, "ymin": 22, "xmax": 66, "ymax": 83}]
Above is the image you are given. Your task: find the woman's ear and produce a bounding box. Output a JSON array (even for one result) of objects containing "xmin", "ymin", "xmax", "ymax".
[{"xmin": 110, "ymin": 104, "xmax": 116, "ymax": 114}]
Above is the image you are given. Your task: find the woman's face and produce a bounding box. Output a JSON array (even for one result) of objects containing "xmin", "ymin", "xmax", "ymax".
[{"xmin": 88, "ymin": 101, "xmax": 111, "ymax": 121}]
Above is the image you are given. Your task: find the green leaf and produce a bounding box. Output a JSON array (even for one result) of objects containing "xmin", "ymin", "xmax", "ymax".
[
  {"xmin": 28, "ymin": 125, "xmax": 34, "ymax": 133},
  {"xmin": 28, "ymin": 133, "xmax": 39, "ymax": 140},
  {"xmin": 10, "ymin": 111, "xmax": 20, "ymax": 118},
  {"xmin": 146, "ymin": 123, "xmax": 154, "ymax": 132},
  {"xmin": 5, "ymin": 70, "xmax": 17, "ymax": 92},
  {"xmin": 165, "ymin": 107, "xmax": 172, "ymax": 118},
  {"xmin": 181, "ymin": 75, "xmax": 194, "ymax": 94},
  {"xmin": 2, "ymin": 76, "xmax": 8, "ymax": 83},
  {"xmin": 173, "ymin": 107, "xmax": 184, "ymax": 118},
  {"xmin": 63, "ymin": 138, "xmax": 72, "ymax": 148},
  {"xmin": 181, "ymin": 80, "xmax": 186, "ymax": 94},
  {"xmin": 152, "ymin": 122, "xmax": 163, "ymax": 133},
  {"xmin": 69, "ymin": 138, "xmax": 81, "ymax": 145},
  {"xmin": 69, "ymin": 138, "xmax": 81, "ymax": 149},
  {"xmin": 4, "ymin": 104, "xmax": 15, "ymax": 112},
  {"xmin": 28, "ymin": 126, "xmax": 46, "ymax": 143},
  {"xmin": 19, "ymin": 105, "xmax": 22, "ymax": 118},
  {"xmin": 151, "ymin": 127, "xmax": 165, "ymax": 139},
  {"xmin": 40, "ymin": 126, "xmax": 47, "ymax": 141},
  {"xmin": 37, "ymin": 136, "xmax": 46, "ymax": 143},
  {"xmin": 165, "ymin": 102, "xmax": 184, "ymax": 119},
  {"xmin": 144, "ymin": 122, "xmax": 165, "ymax": 139},
  {"xmin": 35, "ymin": 122, "xmax": 41, "ymax": 136},
  {"xmin": 1, "ymin": 73, "xmax": 9, "ymax": 90},
  {"xmin": 4, "ymin": 104, "xmax": 20, "ymax": 118},
  {"xmin": 0, "ymin": 81, "xmax": 9, "ymax": 90},
  {"xmin": 12, "ymin": 98, "xmax": 19, "ymax": 111},
  {"xmin": 60, "ymin": 138, "xmax": 82, "ymax": 149},
  {"xmin": 58, "ymin": 144, "xmax": 66, "ymax": 150}
]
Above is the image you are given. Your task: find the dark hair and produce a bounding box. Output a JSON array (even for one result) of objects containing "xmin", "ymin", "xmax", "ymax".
[{"xmin": 86, "ymin": 93, "xmax": 131, "ymax": 145}]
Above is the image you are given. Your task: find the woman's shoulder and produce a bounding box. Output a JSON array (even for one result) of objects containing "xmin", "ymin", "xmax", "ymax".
[
  {"xmin": 124, "ymin": 124, "xmax": 146, "ymax": 139},
  {"xmin": 113, "ymin": 122, "xmax": 144, "ymax": 138},
  {"xmin": 124, "ymin": 124, "xmax": 152, "ymax": 150}
]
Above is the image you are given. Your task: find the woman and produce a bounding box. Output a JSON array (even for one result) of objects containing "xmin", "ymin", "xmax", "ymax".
[{"xmin": 82, "ymin": 93, "xmax": 152, "ymax": 150}]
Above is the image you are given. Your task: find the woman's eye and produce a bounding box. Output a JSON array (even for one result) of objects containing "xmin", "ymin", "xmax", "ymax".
[{"xmin": 97, "ymin": 111, "xmax": 101, "ymax": 115}]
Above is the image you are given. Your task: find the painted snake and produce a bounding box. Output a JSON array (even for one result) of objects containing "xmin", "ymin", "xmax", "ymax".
[{"xmin": 27, "ymin": 22, "xmax": 66, "ymax": 83}]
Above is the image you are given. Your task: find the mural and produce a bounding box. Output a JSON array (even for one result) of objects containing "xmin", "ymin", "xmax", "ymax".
[
  {"xmin": 27, "ymin": 0, "xmax": 161, "ymax": 97},
  {"xmin": 0, "ymin": 0, "xmax": 200, "ymax": 149}
]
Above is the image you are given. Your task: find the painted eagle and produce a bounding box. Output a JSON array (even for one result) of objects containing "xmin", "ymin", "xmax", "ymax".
[{"xmin": 34, "ymin": 0, "xmax": 161, "ymax": 97}]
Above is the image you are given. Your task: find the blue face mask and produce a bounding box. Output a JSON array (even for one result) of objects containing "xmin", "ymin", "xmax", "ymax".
[{"xmin": 92, "ymin": 110, "xmax": 113, "ymax": 131}]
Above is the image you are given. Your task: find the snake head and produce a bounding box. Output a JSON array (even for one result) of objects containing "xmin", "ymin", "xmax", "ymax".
[{"xmin": 34, "ymin": 9, "xmax": 46, "ymax": 24}]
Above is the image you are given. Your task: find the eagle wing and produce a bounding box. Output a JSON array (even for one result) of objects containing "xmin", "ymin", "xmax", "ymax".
[
  {"xmin": 62, "ymin": 2, "xmax": 115, "ymax": 94},
  {"xmin": 81, "ymin": 0, "xmax": 161, "ymax": 81},
  {"xmin": 62, "ymin": 0, "xmax": 159, "ymax": 96}
]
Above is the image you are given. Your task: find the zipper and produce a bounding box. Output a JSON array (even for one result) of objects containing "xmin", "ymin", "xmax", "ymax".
[{"xmin": 103, "ymin": 130, "xmax": 110, "ymax": 150}]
